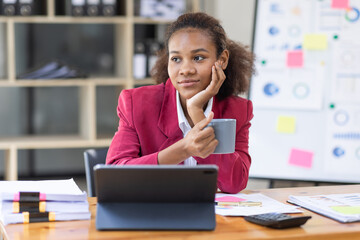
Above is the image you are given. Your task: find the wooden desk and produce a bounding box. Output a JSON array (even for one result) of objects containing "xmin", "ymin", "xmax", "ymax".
[{"xmin": 1, "ymin": 185, "xmax": 360, "ymax": 240}]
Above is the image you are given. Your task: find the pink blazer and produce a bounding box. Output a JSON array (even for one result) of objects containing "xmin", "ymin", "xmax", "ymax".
[{"xmin": 106, "ymin": 79, "xmax": 253, "ymax": 193}]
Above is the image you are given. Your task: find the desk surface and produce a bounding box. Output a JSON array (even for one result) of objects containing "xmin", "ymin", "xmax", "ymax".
[{"xmin": 1, "ymin": 184, "xmax": 360, "ymax": 240}]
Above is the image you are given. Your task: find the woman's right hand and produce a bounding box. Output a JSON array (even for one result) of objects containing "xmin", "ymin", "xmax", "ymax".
[
  {"xmin": 157, "ymin": 112, "xmax": 218, "ymax": 165},
  {"xmin": 183, "ymin": 112, "xmax": 218, "ymax": 159}
]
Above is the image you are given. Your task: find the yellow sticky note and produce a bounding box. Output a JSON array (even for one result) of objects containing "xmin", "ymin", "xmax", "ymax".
[
  {"xmin": 277, "ymin": 116, "xmax": 296, "ymax": 134},
  {"xmin": 303, "ymin": 34, "xmax": 328, "ymax": 50},
  {"xmin": 331, "ymin": 206, "xmax": 360, "ymax": 215}
]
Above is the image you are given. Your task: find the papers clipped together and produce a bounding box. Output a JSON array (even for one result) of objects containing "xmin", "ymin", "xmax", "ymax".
[
  {"xmin": 215, "ymin": 193, "xmax": 302, "ymax": 216},
  {"xmin": 288, "ymin": 193, "xmax": 360, "ymax": 223},
  {"xmin": 0, "ymin": 179, "xmax": 90, "ymax": 225}
]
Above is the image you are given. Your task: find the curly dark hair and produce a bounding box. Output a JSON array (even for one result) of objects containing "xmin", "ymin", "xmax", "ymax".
[{"xmin": 150, "ymin": 12, "xmax": 255, "ymax": 100}]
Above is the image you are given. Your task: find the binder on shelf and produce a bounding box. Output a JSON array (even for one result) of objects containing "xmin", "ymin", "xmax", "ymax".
[
  {"xmin": 133, "ymin": 41, "xmax": 147, "ymax": 79},
  {"xmin": 17, "ymin": 0, "xmax": 34, "ymax": 16},
  {"xmin": 66, "ymin": 0, "xmax": 86, "ymax": 16},
  {"xmin": 1, "ymin": 0, "xmax": 17, "ymax": 16},
  {"xmin": 101, "ymin": 0, "xmax": 116, "ymax": 16},
  {"xmin": 147, "ymin": 40, "xmax": 161, "ymax": 77},
  {"xmin": 86, "ymin": 0, "xmax": 100, "ymax": 16}
]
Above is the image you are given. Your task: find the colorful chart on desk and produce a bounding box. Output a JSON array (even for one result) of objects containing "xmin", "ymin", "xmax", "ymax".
[{"xmin": 249, "ymin": 0, "xmax": 360, "ymax": 183}]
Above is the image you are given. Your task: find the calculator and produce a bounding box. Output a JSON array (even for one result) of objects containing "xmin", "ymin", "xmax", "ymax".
[{"xmin": 244, "ymin": 212, "xmax": 311, "ymax": 229}]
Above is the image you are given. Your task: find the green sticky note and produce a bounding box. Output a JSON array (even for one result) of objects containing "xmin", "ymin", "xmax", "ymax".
[
  {"xmin": 331, "ymin": 206, "xmax": 360, "ymax": 215},
  {"xmin": 277, "ymin": 116, "xmax": 296, "ymax": 134},
  {"xmin": 303, "ymin": 34, "xmax": 328, "ymax": 50}
]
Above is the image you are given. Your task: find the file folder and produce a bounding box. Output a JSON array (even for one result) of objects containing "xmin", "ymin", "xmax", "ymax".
[
  {"xmin": 1, "ymin": 0, "xmax": 17, "ymax": 16},
  {"xmin": 17, "ymin": 61, "xmax": 61, "ymax": 79},
  {"xmin": 94, "ymin": 165, "xmax": 218, "ymax": 230},
  {"xmin": 17, "ymin": 60, "xmax": 87, "ymax": 79}
]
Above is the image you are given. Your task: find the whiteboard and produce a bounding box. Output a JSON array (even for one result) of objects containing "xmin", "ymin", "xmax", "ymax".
[{"xmin": 249, "ymin": 0, "xmax": 360, "ymax": 183}]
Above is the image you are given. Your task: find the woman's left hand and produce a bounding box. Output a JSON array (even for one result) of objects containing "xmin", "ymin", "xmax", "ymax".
[{"xmin": 187, "ymin": 61, "xmax": 226, "ymax": 124}]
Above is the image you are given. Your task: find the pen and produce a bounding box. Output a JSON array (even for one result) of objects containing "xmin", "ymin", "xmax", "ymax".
[{"xmin": 215, "ymin": 201, "xmax": 262, "ymax": 207}]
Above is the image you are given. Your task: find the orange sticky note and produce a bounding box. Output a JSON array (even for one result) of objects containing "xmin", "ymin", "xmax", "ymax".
[
  {"xmin": 331, "ymin": 0, "xmax": 349, "ymax": 9},
  {"xmin": 286, "ymin": 51, "xmax": 303, "ymax": 68},
  {"xmin": 288, "ymin": 148, "xmax": 313, "ymax": 168}
]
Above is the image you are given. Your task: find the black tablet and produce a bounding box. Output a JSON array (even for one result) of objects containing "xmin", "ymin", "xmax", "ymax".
[{"xmin": 94, "ymin": 164, "xmax": 218, "ymax": 231}]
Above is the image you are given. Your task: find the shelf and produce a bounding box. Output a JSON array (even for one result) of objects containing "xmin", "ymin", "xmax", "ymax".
[
  {"xmin": 0, "ymin": 135, "xmax": 111, "ymax": 149},
  {"xmin": 133, "ymin": 78, "xmax": 157, "ymax": 86},
  {"xmin": 0, "ymin": 16, "xmax": 128, "ymax": 24},
  {"xmin": 0, "ymin": 78, "xmax": 128, "ymax": 87},
  {"xmin": 0, "ymin": 0, "xmax": 200, "ymax": 181},
  {"xmin": 133, "ymin": 17, "xmax": 175, "ymax": 24}
]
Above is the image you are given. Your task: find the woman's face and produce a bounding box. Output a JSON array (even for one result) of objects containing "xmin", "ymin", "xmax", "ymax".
[{"xmin": 168, "ymin": 28, "xmax": 218, "ymax": 101}]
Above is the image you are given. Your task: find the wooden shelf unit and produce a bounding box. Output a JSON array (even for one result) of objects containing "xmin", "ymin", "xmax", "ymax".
[{"xmin": 0, "ymin": 0, "xmax": 200, "ymax": 180}]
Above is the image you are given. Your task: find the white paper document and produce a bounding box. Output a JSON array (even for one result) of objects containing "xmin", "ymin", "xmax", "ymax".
[
  {"xmin": 0, "ymin": 179, "xmax": 90, "ymax": 225},
  {"xmin": 288, "ymin": 193, "xmax": 360, "ymax": 223},
  {"xmin": 215, "ymin": 193, "xmax": 301, "ymax": 216},
  {"xmin": 0, "ymin": 178, "xmax": 83, "ymax": 195},
  {"xmin": 1, "ymin": 212, "xmax": 91, "ymax": 226},
  {"xmin": 0, "ymin": 178, "xmax": 87, "ymax": 201},
  {"xmin": 0, "ymin": 200, "xmax": 89, "ymax": 214}
]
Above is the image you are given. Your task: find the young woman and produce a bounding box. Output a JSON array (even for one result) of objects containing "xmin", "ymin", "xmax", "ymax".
[{"xmin": 106, "ymin": 12, "xmax": 255, "ymax": 193}]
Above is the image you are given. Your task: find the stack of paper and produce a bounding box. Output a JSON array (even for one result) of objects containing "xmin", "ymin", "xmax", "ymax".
[
  {"xmin": 215, "ymin": 193, "xmax": 301, "ymax": 216},
  {"xmin": 0, "ymin": 179, "xmax": 91, "ymax": 225},
  {"xmin": 288, "ymin": 193, "xmax": 360, "ymax": 223}
]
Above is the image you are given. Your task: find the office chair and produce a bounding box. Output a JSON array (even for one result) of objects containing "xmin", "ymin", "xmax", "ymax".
[{"xmin": 83, "ymin": 148, "xmax": 108, "ymax": 197}]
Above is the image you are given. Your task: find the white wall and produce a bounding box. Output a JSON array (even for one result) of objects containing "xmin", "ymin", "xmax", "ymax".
[
  {"xmin": 204, "ymin": 0, "xmax": 256, "ymax": 98},
  {"xmin": 212, "ymin": 0, "xmax": 256, "ymax": 46}
]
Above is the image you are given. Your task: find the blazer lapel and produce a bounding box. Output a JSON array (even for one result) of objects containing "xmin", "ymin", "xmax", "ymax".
[
  {"xmin": 158, "ymin": 79, "xmax": 183, "ymax": 139},
  {"xmin": 212, "ymin": 96, "xmax": 221, "ymax": 119}
]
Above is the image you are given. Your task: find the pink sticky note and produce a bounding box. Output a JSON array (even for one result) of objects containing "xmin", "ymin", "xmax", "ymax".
[
  {"xmin": 39, "ymin": 193, "xmax": 46, "ymax": 201},
  {"xmin": 215, "ymin": 196, "xmax": 246, "ymax": 202},
  {"xmin": 288, "ymin": 148, "xmax": 314, "ymax": 168},
  {"xmin": 331, "ymin": 0, "xmax": 349, "ymax": 9},
  {"xmin": 14, "ymin": 193, "xmax": 20, "ymax": 202},
  {"xmin": 286, "ymin": 51, "xmax": 303, "ymax": 68}
]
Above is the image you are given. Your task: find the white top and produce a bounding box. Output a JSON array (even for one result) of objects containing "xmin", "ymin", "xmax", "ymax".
[{"xmin": 176, "ymin": 91, "xmax": 213, "ymax": 165}]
